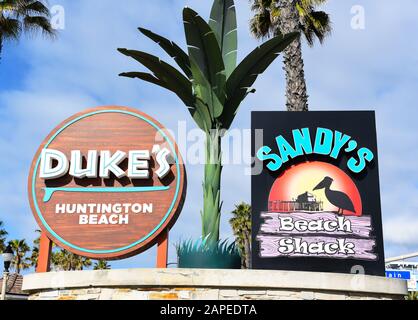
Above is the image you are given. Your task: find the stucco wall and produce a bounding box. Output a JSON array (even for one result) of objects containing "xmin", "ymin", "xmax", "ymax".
[{"xmin": 23, "ymin": 269, "xmax": 407, "ymax": 300}]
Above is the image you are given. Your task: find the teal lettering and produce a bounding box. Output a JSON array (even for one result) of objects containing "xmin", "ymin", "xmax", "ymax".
[
  {"xmin": 330, "ymin": 131, "xmax": 351, "ymax": 159},
  {"xmin": 257, "ymin": 146, "xmax": 283, "ymax": 171},
  {"xmin": 347, "ymin": 147, "xmax": 374, "ymax": 173},
  {"xmin": 258, "ymin": 127, "xmax": 373, "ymax": 174},
  {"xmin": 276, "ymin": 135, "xmax": 298, "ymax": 163},
  {"xmin": 314, "ymin": 128, "xmax": 333, "ymax": 155},
  {"xmin": 292, "ymin": 128, "xmax": 313, "ymax": 156}
]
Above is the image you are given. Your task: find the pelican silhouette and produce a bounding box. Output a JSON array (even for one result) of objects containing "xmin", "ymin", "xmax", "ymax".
[{"xmin": 313, "ymin": 176, "xmax": 355, "ymax": 215}]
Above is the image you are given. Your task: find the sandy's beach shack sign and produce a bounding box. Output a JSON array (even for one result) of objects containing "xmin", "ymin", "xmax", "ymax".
[
  {"xmin": 28, "ymin": 106, "xmax": 186, "ymax": 271},
  {"xmin": 251, "ymin": 111, "xmax": 385, "ymax": 276}
]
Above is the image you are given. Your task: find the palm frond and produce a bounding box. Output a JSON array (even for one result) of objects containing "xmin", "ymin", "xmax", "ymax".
[
  {"xmin": 309, "ymin": 10, "xmax": 331, "ymax": 40},
  {"xmin": 249, "ymin": 0, "xmax": 276, "ymax": 39},
  {"xmin": 250, "ymin": 0, "xmax": 275, "ymax": 12},
  {"xmin": 300, "ymin": 10, "xmax": 331, "ymax": 46},
  {"xmin": 249, "ymin": 10, "xmax": 274, "ymax": 39},
  {"xmin": 17, "ymin": 0, "xmax": 51, "ymax": 17},
  {"xmin": 303, "ymin": 0, "xmax": 328, "ymax": 8},
  {"xmin": 0, "ymin": 0, "xmax": 55, "ymax": 43},
  {"xmin": 0, "ymin": 0, "xmax": 19, "ymax": 12},
  {"xmin": 250, "ymin": 0, "xmax": 331, "ymax": 46},
  {"xmin": 23, "ymin": 15, "xmax": 55, "ymax": 37},
  {"xmin": 0, "ymin": 16, "xmax": 21, "ymax": 39}
]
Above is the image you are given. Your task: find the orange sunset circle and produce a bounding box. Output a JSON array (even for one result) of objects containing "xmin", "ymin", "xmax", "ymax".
[{"xmin": 268, "ymin": 161, "xmax": 362, "ymax": 216}]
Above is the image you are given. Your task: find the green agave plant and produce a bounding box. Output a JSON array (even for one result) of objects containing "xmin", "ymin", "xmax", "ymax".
[
  {"xmin": 118, "ymin": 0, "xmax": 298, "ymax": 245},
  {"xmin": 175, "ymin": 238, "xmax": 241, "ymax": 269},
  {"xmin": 176, "ymin": 238, "xmax": 239, "ymax": 257}
]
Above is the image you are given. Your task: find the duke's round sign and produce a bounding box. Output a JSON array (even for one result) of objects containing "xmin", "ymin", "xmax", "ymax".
[{"xmin": 28, "ymin": 106, "xmax": 186, "ymax": 260}]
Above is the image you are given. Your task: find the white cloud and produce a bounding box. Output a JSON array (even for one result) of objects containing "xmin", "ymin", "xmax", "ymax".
[{"xmin": 384, "ymin": 218, "xmax": 418, "ymax": 247}]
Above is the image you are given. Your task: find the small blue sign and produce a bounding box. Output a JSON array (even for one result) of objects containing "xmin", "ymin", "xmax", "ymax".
[{"xmin": 385, "ymin": 270, "xmax": 411, "ymax": 280}]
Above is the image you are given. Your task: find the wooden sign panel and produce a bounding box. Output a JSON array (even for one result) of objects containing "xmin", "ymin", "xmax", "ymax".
[
  {"xmin": 251, "ymin": 111, "xmax": 385, "ymax": 276},
  {"xmin": 28, "ymin": 106, "xmax": 186, "ymax": 260}
]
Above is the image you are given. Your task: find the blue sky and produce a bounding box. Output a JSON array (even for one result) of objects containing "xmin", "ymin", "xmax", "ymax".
[{"xmin": 1, "ymin": 0, "xmax": 418, "ymax": 272}]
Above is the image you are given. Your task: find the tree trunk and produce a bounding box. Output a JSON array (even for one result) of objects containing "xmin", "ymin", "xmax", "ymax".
[
  {"xmin": 202, "ymin": 130, "xmax": 222, "ymax": 245},
  {"xmin": 244, "ymin": 232, "xmax": 251, "ymax": 269},
  {"xmin": 16, "ymin": 255, "xmax": 21, "ymax": 274},
  {"xmin": 278, "ymin": 0, "xmax": 309, "ymax": 111}
]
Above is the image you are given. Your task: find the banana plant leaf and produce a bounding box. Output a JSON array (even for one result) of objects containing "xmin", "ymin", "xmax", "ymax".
[
  {"xmin": 209, "ymin": 0, "xmax": 237, "ymax": 79},
  {"xmin": 138, "ymin": 27, "xmax": 192, "ymax": 78},
  {"xmin": 118, "ymin": 0, "xmax": 299, "ymax": 248},
  {"xmin": 194, "ymin": 97, "xmax": 213, "ymax": 131},
  {"xmin": 117, "ymin": 48, "xmax": 194, "ymax": 107},
  {"xmin": 220, "ymin": 32, "xmax": 299, "ymax": 129},
  {"xmin": 183, "ymin": 7, "xmax": 226, "ymax": 105},
  {"xmin": 190, "ymin": 57, "xmax": 224, "ymax": 120},
  {"xmin": 118, "ymin": 71, "xmax": 195, "ymax": 114},
  {"xmin": 121, "ymin": 70, "xmax": 212, "ymax": 132},
  {"xmin": 119, "ymin": 71, "xmax": 172, "ymax": 93}
]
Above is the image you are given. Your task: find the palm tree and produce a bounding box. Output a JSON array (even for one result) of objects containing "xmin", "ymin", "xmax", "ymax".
[
  {"xmin": 29, "ymin": 229, "xmax": 42, "ymax": 268},
  {"xmin": 29, "ymin": 230, "xmax": 92, "ymax": 271},
  {"xmin": 52, "ymin": 249, "xmax": 92, "ymax": 271},
  {"xmin": 249, "ymin": 0, "xmax": 331, "ymax": 111},
  {"xmin": 118, "ymin": 0, "xmax": 298, "ymax": 245},
  {"xmin": 0, "ymin": 0, "xmax": 55, "ymax": 60},
  {"xmin": 0, "ymin": 220, "xmax": 7, "ymax": 252},
  {"xmin": 230, "ymin": 202, "xmax": 252, "ymax": 268},
  {"xmin": 9, "ymin": 239, "xmax": 31, "ymax": 273},
  {"xmin": 93, "ymin": 260, "xmax": 111, "ymax": 270}
]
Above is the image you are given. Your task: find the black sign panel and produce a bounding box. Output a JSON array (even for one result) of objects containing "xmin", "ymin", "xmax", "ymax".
[{"xmin": 251, "ymin": 111, "xmax": 385, "ymax": 276}]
